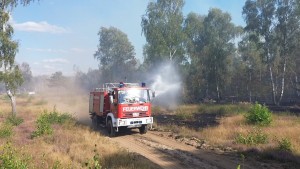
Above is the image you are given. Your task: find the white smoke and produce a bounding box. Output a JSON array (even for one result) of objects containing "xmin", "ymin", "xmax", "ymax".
[{"xmin": 150, "ymin": 62, "xmax": 181, "ymax": 109}]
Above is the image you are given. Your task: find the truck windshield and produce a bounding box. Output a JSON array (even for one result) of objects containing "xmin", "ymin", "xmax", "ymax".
[{"xmin": 118, "ymin": 89, "xmax": 150, "ymax": 104}]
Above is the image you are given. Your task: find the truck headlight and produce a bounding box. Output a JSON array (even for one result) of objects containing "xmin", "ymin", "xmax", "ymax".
[{"xmin": 146, "ymin": 118, "xmax": 152, "ymax": 123}]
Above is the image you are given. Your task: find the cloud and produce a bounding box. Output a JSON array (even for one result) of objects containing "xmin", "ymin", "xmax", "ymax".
[
  {"xmin": 43, "ymin": 65, "xmax": 56, "ymax": 70},
  {"xmin": 13, "ymin": 21, "xmax": 68, "ymax": 34},
  {"xmin": 25, "ymin": 47, "xmax": 87, "ymax": 54},
  {"xmin": 70, "ymin": 48, "xmax": 85, "ymax": 53},
  {"xmin": 26, "ymin": 48, "xmax": 68, "ymax": 53},
  {"xmin": 43, "ymin": 58, "xmax": 69, "ymax": 64}
]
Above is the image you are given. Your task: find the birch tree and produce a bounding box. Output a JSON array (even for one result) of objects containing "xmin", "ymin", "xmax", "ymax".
[
  {"xmin": 94, "ymin": 26, "xmax": 136, "ymax": 82},
  {"xmin": 141, "ymin": 0, "xmax": 186, "ymax": 68},
  {"xmin": 202, "ymin": 8, "xmax": 239, "ymax": 101},
  {"xmin": 0, "ymin": 0, "xmax": 38, "ymax": 115},
  {"xmin": 243, "ymin": 0, "xmax": 300, "ymax": 105}
]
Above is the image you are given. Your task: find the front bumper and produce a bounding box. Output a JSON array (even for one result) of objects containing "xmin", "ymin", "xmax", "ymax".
[{"xmin": 116, "ymin": 117, "xmax": 153, "ymax": 128}]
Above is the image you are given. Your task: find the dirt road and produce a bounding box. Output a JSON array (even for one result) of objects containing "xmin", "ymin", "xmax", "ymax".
[{"xmin": 109, "ymin": 130, "xmax": 267, "ymax": 169}]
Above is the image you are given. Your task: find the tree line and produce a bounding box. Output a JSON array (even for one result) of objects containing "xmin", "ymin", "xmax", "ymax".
[{"xmin": 78, "ymin": 0, "xmax": 300, "ymax": 105}]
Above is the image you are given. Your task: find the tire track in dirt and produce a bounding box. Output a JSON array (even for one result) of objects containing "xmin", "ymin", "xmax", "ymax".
[
  {"xmin": 112, "ymin": 134, "xmax": 185, "ymax": 169},
  {"xmin": 110, "ymin": 130, "xmax": 237, "ymax": 169},
  {"xmin": 143, "ymin": 132, "xmax": 283, "ymax": 169}
]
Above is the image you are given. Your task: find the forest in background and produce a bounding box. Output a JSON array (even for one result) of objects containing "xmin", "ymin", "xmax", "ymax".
[{"xmin": 2, "ymin": 0, "xmax": 300, "ymax": 106}]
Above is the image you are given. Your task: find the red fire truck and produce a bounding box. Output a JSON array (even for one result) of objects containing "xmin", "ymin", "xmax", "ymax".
[{"xmin": 89, "ymin": 82, "xmax": 153, "ymax": 136}]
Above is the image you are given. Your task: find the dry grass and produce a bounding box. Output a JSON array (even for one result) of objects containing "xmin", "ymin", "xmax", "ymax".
[
  {"xmin": 0, "ymin": 89, "xmax": 158, "ymax": 169},
  {"xmin": 199, "ymin": 114, "xmax": 300, "ymax": 154},
  {"xmin": 155, "ymin": 104, "xmax": 300, "ymax": 157}
]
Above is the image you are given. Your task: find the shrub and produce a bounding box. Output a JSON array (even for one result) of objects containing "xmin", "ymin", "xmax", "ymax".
[
  {"xmin": 245, "ymin": 103, "xmax": 272, "ymax": 126},
  {"xmin": 32, "ymin": 109, "xmax": 73, "ymax": 138},
  {"xmin": 31, "ymin": 115, "xmax": 53, "ymax": 138},
  {"xmin": 278, "ymin": 138, "xmax": 292, "ymax": 152},
  {"xmin": 235, "ymin": 128, "xmax": 268, "ymax": 145},
  {"xmin": 0, "ymin": 142, "xmax": 30, "ymax": 169},
  {"xmin": 6, "ymin": 115, "xmax": 24, "ymax": 126},
  {"xmin": 0, "ymin": 116, "xmax": 24, "ymax": 138},
  {"xmin": 0, "ymin": 124, "xmax": 13, "ymax": 138}
]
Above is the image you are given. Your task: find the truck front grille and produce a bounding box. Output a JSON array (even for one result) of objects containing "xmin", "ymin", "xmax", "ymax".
[{"xmin": 122, "ymin": 112, "xmax": 149, "ymax": 118}]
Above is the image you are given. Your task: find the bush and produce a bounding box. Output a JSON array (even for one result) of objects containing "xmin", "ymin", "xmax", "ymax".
[
  {"xmin": 6, "ymin": 115, "xmax": 24, "ymax": 126},
  {"xmin": 235, "ymin": 128, "xmax": 268, "ymax": 145},
  {"xmin": 0, "ymin": 116, "xmax": 24, "ymax": 138},
  {"xmin": 31, "ymin": 114, "xmax": 53, "ymax": 138},
  {"xmin": 0, "ymin": 124, "xmax": 13, "ymax": 138},
  {"xmin": 0, "ymin": 142, "xmax": 30, "ymax": 169},
  {"xmin": 245, "ymin": 103, "xmax": 272, "ymax": 126},
  {"xmin": 32, "ymin": 109, "xmax": 73, "ymax": 138},
  {"xmin": 278, "ymin": 138, "xmax": 292, "ymax": 152}
]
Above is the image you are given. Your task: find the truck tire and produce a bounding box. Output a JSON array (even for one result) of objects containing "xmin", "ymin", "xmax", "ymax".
[
  {"xmin": 107, "ymin": 119, "xmax": 116, "ymax": 137},
  {"xmin": 139, "ymin": 125, "xmax": 148, "ymax": 134}
]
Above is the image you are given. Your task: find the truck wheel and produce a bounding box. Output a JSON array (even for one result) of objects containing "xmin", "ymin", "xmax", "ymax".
[
  {"xmin": 107, "ymin": 119, "xmax": 116, "ymax": 137},
  {"xmin": 139, "ymin": 125, "xmax": 148, "ymax": 134}
]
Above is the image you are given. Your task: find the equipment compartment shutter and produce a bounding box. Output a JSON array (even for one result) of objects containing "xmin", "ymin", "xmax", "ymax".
[
  {"xmin": 100, "ymin": 94, "xmax": 104, "ymax": 113},
  {"xmin": 89, "ymin": 94, "xmax": 94, "ymax": 113}
]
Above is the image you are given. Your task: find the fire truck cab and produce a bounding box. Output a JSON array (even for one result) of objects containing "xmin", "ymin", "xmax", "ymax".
[{"xmin": 89, "ymin": 82, "xmax": 153, "ymax": 136}]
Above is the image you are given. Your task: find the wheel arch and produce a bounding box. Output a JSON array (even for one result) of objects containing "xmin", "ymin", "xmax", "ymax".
[{"xmin": 106, "ymin": 113, "xmax": 116, "ymax": 127}]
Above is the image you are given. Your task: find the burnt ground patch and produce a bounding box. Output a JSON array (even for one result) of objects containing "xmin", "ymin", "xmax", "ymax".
[
  {"xmin": 153, "ymin": 112, "xmax": 223, "ymax": 130},
  {"xmin": 268, "ymin": 105, "xmax": 300, "ymax": 114}
]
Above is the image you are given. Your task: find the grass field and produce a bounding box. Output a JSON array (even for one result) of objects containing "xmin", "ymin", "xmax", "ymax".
[
  {"xmin": 2, "ymin": 88, "xmax": 300, "ymax": 167},
  {"xmin": 0, "ymin": 89, "xmax": 158, "ymax": 169},
  {"xmin": 152, "ymin": 103, "xmax": 300, "ymax": 163}
]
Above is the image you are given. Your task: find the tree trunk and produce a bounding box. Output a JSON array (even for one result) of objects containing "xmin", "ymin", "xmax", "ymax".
[
  {"xmin": 216, "ymin": 83, "xmax": 220, "ymax": 102},
  {"xmin": 278, "ymin": 58, "xmax": 287, "ymax": 104},
  {"xmin": 269, "ymin": 66, "xmax": 278, "ymax": 105},
  {"xmin": 249, "ymin": 71, "xmax": 252, "ymax": 103},
  {"xmin": 6, "ymin": 85, "xmax": 17, "ymax": 115},
  {"xmin": 296, "ymin": 76, "xmax": 300, "ymax": 97}
]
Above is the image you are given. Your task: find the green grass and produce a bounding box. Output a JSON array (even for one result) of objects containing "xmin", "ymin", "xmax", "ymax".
[
  {"xmin": 197, "ymin": 103, "xmax": 251, "ymax": 115},
  {"xmin": 174, "ymin": 107, "xmax": 195, "ymax": 120}
]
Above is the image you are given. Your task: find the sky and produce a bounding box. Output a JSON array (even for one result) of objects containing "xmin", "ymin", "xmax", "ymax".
[{"xmin": 11, "ymin": 0, "xmax": 246, "ymax": 76}]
